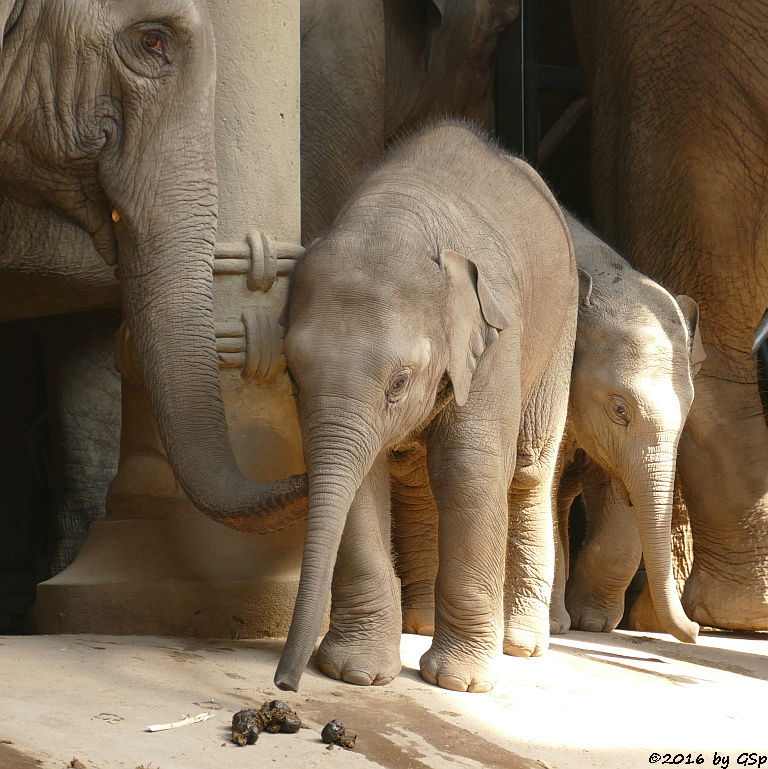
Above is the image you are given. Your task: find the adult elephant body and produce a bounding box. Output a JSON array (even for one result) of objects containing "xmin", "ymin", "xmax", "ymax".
[
  {"xmin": 570, "ymin": 1, "xmax": 768, "ymax": 629},
  {"xmin": 0, "ymin": 0, "xmax": 303, "ymax": 529},
  {"xmin": 0, "ymin": 200, "xmax": 120, "ymax": 322},
  {"xmin": 274, "ymin": 123, "xmax": 577, "ymax": 693},
  {"xmin": 300, "ymin": 0, "xmax": 518, "ymax": 243}
]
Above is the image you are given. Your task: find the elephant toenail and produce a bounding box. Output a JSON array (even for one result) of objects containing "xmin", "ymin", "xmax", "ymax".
[
  {"xmin": 343, "ymin": 669, "xmax": 374, "ymax": 686},
  {"xmin": 437, "ymin": 675, "xmax": 468, "ymax": 692}
]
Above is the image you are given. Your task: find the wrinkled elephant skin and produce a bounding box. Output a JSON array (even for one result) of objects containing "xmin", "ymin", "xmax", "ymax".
[
  {"xmin": 274, "ymin": 123, "xmax": 577, "ymax": 693},
  {"xmin": 394, "ymin": 214, "xmax": 702, "ymax": 649}
]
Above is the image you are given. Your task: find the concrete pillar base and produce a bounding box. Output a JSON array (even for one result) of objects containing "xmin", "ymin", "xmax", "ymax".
[{"xmin": 35, "ymin": 517, "xmax": 304, "ymax": 638}]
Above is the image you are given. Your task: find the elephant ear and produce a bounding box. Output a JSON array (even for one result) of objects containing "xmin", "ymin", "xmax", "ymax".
[
  {"xmin": 675, "ymin": 295, "xmax": 706, "ymax": 376},
  {"xmin": 440, "ymin": 248, "xmax": 509, "ymax": 407}
]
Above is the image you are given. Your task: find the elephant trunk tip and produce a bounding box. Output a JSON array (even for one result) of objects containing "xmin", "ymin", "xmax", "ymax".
[
  {"xmin": 187, "ymin": 473, "xmax": 309, "ymax": 534},
  {"xmin": 672, "ymin": 619, "xmax": 700, "ymax": 644},
  {"xmin": 274, "ymin": 667, "xmax": 302, "ymax": 693}
]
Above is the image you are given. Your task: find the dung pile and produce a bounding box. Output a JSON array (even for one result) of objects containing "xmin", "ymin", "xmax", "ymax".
[{"xmin": 231, "ymin": 700, "xmax": 301, "ymax": 746}]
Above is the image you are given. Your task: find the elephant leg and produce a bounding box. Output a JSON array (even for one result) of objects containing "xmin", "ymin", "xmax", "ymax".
[
  {"xmin": 675, "ymin": 371, "xmax": 768, "ymax": 630},
  {"xmin": 315, "ymin": 452, "xmax": 402, "ymax": 686},
  {"xmin": 390, "ymin": 440, "xmax": 438, "ymax": 635},
  {"xmin": 421, "ymin": 414, "xmax": 515, "ymax": 692},
  {"xmin": 550, "ymin": 460, "xmax": 582, "ymax": 636},
  {"xmin": 505, "ymin": 340, "xmax": 572, "ymax": 657},
  {"xmin": 300, "ymin": 0, "xmax": 386, "ymax": 243},
  {"xmin": 566, "ymin": 469, "xmax": 642, "ymax": 633},
  {"xmin": 37, "ymin": 309, "xmax": 122, "ymax": 574},
  {"xmin": 505, "ymin": 447, "xmax": 559, "ymax": 658}
]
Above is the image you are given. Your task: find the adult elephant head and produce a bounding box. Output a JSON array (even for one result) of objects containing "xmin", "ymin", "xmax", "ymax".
[{"xmin": 0, "ymin": 0, "xmax": 304, "ymax": 527}]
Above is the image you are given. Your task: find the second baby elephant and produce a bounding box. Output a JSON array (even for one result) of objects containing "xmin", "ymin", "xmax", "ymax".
[
  {"xmin": 273, "ymin": 122, "xmax": 578, "ymax": 693},
  {"xmin": 553, "ymin": 213, "xmax": 703, "ymax": 643},
  {"xmin": 396, "ymin": 213, "xmax": 703, "ymax": 648}
]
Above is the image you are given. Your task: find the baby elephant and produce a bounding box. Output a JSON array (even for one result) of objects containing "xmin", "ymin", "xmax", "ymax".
[
  {"xmin": 552, "ymin": 213, "xmax": 703, "ymax": 643},
  {"xmin": 274, "ymin": 122, "xmax": 577, "ymax": 693}
]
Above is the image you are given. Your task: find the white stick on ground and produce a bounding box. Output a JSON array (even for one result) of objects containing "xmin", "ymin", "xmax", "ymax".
[{"xmin": 145, "ymin": 712, "xmax": 216, "ymax": 732}]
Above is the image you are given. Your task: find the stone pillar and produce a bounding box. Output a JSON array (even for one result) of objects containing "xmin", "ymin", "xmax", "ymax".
[{"xmin": 35, "ymin": 0, "xmax": 305, "ymax": 638}]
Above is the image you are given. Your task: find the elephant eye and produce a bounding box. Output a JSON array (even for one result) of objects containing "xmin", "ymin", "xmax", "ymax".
[
  {"xmin": 116, "ymin": 24, "xmax": 172, "ymax": 78},
  {"xmin": 386, "ymin": 369, "xmax": 411, "ymax": 404},
  {"xmin": 608, "ymin": 397, "xmax": 631, "ymax": 426},
  {"xmin": 142, "ymin": 31, "xmax": 166, "ymax": 56}
]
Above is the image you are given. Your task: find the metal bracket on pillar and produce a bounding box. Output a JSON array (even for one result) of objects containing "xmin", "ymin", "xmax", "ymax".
[
  {"xmin": 216, "ymin": 309, "xmax": 285, "ymax": 383},
  {"xmin": 213, "ymin": 231, "xmax": 304, "ymax": 292}
]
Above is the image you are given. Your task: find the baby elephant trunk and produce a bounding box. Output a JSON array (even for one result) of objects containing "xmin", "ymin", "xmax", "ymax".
[
  {"xmin": 628, "ymin": 445, "xmax": 699, "ymax": 643},
  {"xmin": 274, "ymin": 413, "xmax": 377, "ymax": 691}
]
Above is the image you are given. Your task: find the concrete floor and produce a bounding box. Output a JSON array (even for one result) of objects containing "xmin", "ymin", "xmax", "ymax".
[{"xmin": 0, "ymin": 630, "xmax": 766, "ymax": 769}]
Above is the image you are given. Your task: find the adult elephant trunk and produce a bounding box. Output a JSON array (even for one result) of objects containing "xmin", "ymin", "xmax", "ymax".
[
  {"xmin": 118, "ymin": 233, "xmax": 306, "ymax": 532},
  {"xmin": 109, "ymin": 123, "xmax": 306, "ymax": 532},
  {"xmin": 623, "ymin": 440, "xmax": 699, "ymax": 643},
  {"xmin": 274, "ymin": 405, "xmax": 379, "ymax": 691}
]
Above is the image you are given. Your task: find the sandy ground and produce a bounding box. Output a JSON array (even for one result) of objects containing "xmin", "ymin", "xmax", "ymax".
[{"xmin": 0, "ymin": 630, "xmax": 766, "ymax": 769}]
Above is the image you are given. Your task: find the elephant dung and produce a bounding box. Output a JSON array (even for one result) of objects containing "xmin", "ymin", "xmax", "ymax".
[
  {"xmin": 231, "ymin": 701, "xmax": 302, "ymax": 746},
  {"xmin": 321, "ymin": 719, "xmax": 356, "ymax": 750}
]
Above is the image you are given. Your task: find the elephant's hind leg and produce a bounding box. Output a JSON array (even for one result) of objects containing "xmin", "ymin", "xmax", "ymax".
[
  {"xmin": 676, "ymin": 376, "xmax": 768, "ymax": 630},
  {"xmin": 505, "ymin": 442, "xmax": 559, "ymax": 657},
  {"xmin": 390, "ymin": 440, "xmax": 438, "ymax": 636},
  {"xmin": 316, "ymin": 453, "xmax": 402, "ymax": 686},
  {"xmin": 550, "ymin": 458, "xmax": 582, "ymax": 635},
  {"xmin": 38, "ymin": 310, "xmax": 121, "ymax": 573}
]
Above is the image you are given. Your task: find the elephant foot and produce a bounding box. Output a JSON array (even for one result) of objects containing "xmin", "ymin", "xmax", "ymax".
[
  {"xmin": 502, "ymin": 626, "xmax": 548, "ymax": 657},
  {"xmin": 503, "ymin": 598, "xmax": 550, "ymax": 657},
  {"xmin": 401, "ymin": 576, "xmax": 436, "ymax": 635},
  {"xmin": 316, "ymin": 631, "xmax": 402, "ymax": 687},
  {"xmin": 565, "ymin": 579, "xmax": 625, "ymax": 633},
  {"xmin": 315, "ymin": 588, "xmax": 403, "ymax": 687},
  {"xmin": 402, "ymin": 605, "xmax": 435, "ymax": 636},
  {"xmin": 419, "ymin": 643, "xmax": 499, "ymax": 693},
  {"xmin": 682, "ymin": 564, "xmax": 768, "ymax": 631},
  {"xmin": 549, "ymin": 600, "xmax": 571, "ymax": 635},
  {"xmin": 569, "ymin": 603, "xmax": 623, "ymax": 633}
]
